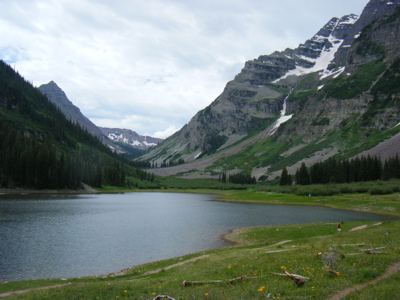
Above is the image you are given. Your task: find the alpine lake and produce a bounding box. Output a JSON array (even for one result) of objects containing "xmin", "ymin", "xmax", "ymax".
[{"xmin": 0, "ymin": 192, "xmax": 396, "ymax": 282}]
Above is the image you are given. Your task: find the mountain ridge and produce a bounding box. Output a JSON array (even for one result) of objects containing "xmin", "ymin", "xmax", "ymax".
[
  {"xmin": 139, "ymin": 0, "xmax": 400, "ymax": 180},
  {"xmin": 38, "ymin": 81, "xmax": 162, "ymax": 152},
  {"xmin": 99, "ymin": 127, "xmax": 163, "ymax": 150}
]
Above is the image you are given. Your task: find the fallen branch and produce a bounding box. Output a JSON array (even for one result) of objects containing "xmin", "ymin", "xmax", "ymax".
[
  {"xmin": 265, "ymin": 249, "xmax": 294, "ymax": 254},
  {"xmin": 271, "ymin": 271, "xmax": 310, "ymax": 286},
  {"xmin": 362, "ymin": 247, "xmax": 387, "ymax": 254},
  {"xmin": 270, "ymin": 240, "xmax": 292, "ymax": 246},
  {"xmin": 363, "ymin": 250, "xmax": 386, "ymax": 254},
  {"xmin": 341, "ymin": 243, "xmax": 366, "ymax": 247},
  {"xmin": 349, "ymin": 225, "xmax": 368, "ymax": 231},
  {"xmin": 182, "ymin": 275, "xmax": 265, "ymax": 286},
  {"xmin": 284, "ymin": 270, "xmax": 310, "ymax": 286},
  {"xmin": 363, "ymin": 247, "xmax": 386, "ymax": 251},
  {"xmin": 183, "ymin": 279, "xmax": 223, "ymax": 286}
]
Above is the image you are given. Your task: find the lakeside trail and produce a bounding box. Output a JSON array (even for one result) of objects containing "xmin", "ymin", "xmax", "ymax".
[
  {"xmin": 0, "ymin": 255, "xmax": 212, "ymax": 298},
  {"xmin": 0, "ymin": 284, "xmax": 71, "ymax": 298},
  {"xmin": 327, "ymin": 261, "xmax": 400, "ymax": 300}
]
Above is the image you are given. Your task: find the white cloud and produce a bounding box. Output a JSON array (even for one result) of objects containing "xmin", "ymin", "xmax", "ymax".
[
  {"xmin": 153, "ymin": 125, "xmax": 180, "ymax": 139},
  {"xmin": 0, "ymin": 0, "xmax": 368, "ymax": 138}
]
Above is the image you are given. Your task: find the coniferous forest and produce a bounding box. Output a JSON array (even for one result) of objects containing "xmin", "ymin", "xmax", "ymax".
[
  {"xmin": 279, "ymin": 156, "xmax": 400, "ymax": 186},
  {"xmin": 0, "ymin": 60, "xmax": 152, "ymax": 190}
]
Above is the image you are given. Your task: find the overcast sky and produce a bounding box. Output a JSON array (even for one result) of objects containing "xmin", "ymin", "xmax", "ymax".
[{"xmin": 0, "ymin": 0, "xmax": 368, "ymax": 138}]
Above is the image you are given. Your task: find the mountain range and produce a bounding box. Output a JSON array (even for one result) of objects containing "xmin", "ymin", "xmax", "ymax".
[
  {"xmin": 139, "ymin": 0, "xmax": 400, "ymax": 180},
  {"xmin": 38, "ymin": 81, "xmax": 163, "ymax": 154}
]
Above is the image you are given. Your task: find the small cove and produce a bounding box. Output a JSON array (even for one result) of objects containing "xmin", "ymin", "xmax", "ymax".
[{"xmin": 0, "ymin": 192, "xmax": 396, "ymax": 282}]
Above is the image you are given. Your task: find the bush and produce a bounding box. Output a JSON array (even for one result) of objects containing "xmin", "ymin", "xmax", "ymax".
[
  {"xmin": 369, "ymin": 187, "xmax": 394, "ymax": 195},
  {"xmin": 293, "ymin": 185, "xmax": 340, "ymax": 196}
]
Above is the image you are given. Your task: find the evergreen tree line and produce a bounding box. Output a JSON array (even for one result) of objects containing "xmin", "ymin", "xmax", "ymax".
[
  {"xmin": 219, "ymin": 172, "xmax": 257, "ymax": 184},
  {"xmin": 0, "ymin": 123, "xmax": 126, "ymax": 189},
  {"xmin": 135, "ymin": 168, "xmax": 155, "ymax": 182},
  {"xmin": 280, "ymin": 155, "xmax": 400, "ymax": 186}
]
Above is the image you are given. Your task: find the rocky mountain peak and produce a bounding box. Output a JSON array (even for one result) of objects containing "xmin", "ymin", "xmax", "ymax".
[{"xmin": 38, "ymin": 81, "xmax": 100, "ymax": 135}]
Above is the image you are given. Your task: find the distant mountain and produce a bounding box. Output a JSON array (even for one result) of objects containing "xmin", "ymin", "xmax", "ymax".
[
  {"xmin": 38, "ymin": 81, "xmax": 162, "ymax": 153},
  {"xmin": 99, "ymin": 127, "xmax": 163, "ymax": 150},
  {"xmin": 140, "ymin": 0, "xmax": 400, "ymax": 180},
  {"xmin": 38, "ymin": 81, "xmax": 93, "ymax": 129}
]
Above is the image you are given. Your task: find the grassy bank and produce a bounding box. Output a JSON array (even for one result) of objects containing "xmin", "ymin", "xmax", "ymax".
[
  {"xmin": 215, "ymin": 190, "xmax": 400, "ymax": 216},
  {"xmin": 1, "ymin": 191, "xmax": 399, "ymax": 299}
]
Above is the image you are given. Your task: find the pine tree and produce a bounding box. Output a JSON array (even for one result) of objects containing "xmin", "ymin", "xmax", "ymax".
[
  {"xmin": 297, "ymin": 162, "xmax": 310, "ymax": 185},
  {"xmin": 280, "ymin": 167, "xmax": 290, "ymax": 186}
]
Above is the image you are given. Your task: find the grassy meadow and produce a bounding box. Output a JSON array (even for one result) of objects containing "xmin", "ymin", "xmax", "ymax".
[{"xmin": 1, "ymin": 190, "xmax": 399, "ymax": 299}]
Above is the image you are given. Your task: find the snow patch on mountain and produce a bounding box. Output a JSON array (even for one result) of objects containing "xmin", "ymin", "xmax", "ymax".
[
  {"xmin": 108, "ymin": 133, "xmax": 158, "ymax": 147},
  {"xmin": 268, "ymin": 91, "xmax": 293, "ymax": 135},
  {"xmin": 273, "ymin": 15, "xmax": 359, "ymax": 83},
  {"xmin": 273, "ymin": 35, "xmax": 344, "ymax": 82}
]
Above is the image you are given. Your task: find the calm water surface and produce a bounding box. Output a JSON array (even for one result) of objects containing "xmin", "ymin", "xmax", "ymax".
[{"xmin": 0, "ymin": 192, "xmax": 395, "ymax": 281}]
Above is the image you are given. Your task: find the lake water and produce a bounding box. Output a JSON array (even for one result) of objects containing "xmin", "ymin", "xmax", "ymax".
[{"xmin": 0, "ymin": 192, "xmax": 395, "ymax": 282}]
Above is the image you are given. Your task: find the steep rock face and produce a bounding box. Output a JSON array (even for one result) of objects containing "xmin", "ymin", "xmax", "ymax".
[
  {"xmin": 280, "ymin": 3, "xmax": 400, "ymax": 144},
  {"xmin": 141, "ymin": 0, "xmax": 400, "ymax": 178},
  {"xmin": 38, "ymin": 81, "xmax": 104, "ymax": 139},
  {"xmin": 141, "ymin": 13, "xmax": 363, "ymax": 164},
  {"xmin": 99, "ymin": 127, "xmax": 163, "ymax": 150},
  {"xmin": 39, "ymin": 81, "xmax": 158, "ymax": 153}
]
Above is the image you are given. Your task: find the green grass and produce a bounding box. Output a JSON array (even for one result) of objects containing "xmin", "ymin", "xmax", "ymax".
[{"xmin": 215, "ymin": 189, "xmax": 400, "ymax": 216}]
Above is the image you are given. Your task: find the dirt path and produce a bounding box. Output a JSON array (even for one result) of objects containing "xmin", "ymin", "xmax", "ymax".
[
  {"xmin": 0, "ymin": 283, "xmax": 71, "ymax": 298},
  {"xmin": 0, "ymin": 255, "xmax": 211, "ymax": 298},
  {"xmin": 326, "ymin": 261, "xmax": 400, "ymax": 300},
  {"xmin": 141, "ymin": 254, "xmax": 211, "ymax": 276}
]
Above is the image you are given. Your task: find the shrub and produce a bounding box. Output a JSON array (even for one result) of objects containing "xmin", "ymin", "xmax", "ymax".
[{"xmin": 369, "ymin": 187, "xmax": 394, "ymax": 195}]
